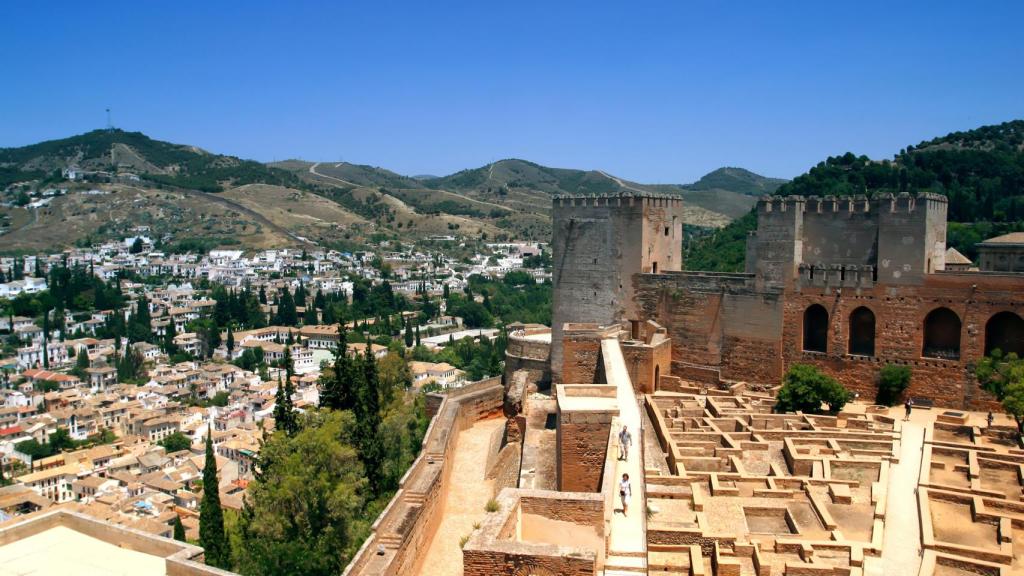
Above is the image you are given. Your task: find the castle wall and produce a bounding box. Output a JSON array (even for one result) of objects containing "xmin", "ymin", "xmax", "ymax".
[
  {"xmin": 551, "ymin": 195, "xmax": 685, "ymax": 383},
  {"xmin": 342, "ymin": 378, "xmax": 504, "ymax": 576},
  {"xmin": 632, "ymin": 272, "xmax": 785, "ymax": 385},
  {"xmin": 783, "ymin": 273, "xmax": 1024, "ymax": 410}
]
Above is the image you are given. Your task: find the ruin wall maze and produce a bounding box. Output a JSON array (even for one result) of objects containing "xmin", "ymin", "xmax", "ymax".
[
  {"xmin": 643, "ymin": 392, "xmax": 899, "ymax": 574},
  {"xmin": 916, "ymin": 417, "xmax": 1024, "ymax": 574}
]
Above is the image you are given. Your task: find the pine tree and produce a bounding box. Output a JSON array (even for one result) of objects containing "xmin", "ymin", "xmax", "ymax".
[
  {"xmin": 200, "ymin": 427, "xmax": 229, "ymax": 568},
  {"xmin": 173, "ymin": 515, "xmax": 186, "ymax": 542}
]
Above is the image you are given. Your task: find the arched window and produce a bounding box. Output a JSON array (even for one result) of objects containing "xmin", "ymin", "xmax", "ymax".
[
  {"xmin": 922, "ymin": 307, "xmax": 962, "ymax": 360},
  {"xmin": 803, "ymin": 304, "xmax": 829, "ymax": 353},
  {"xmin": 985, "ymin": 311, "xmax": 1024, "ymax": 357},
  {"xmin": 848, "ymin": 307, "xmax": 876, "ymax": 356}
]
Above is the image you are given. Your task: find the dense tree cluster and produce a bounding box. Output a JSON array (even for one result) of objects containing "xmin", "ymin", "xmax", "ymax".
[{"xmin": 228, "ymin": 324, "xmax": 428, "ymax": 575}]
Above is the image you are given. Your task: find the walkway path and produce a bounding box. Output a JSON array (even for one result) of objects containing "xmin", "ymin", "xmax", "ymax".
[
  {"xmin": 866, "ymin": 417, "xmax": 925, "ymax": 576},
  {"xmin": 602, "ymin": 338, "xmax": 647, "ymax": 573},
  {"xmin": 415, "ymin": 416, "xmax": 505, "ymax": 576}
]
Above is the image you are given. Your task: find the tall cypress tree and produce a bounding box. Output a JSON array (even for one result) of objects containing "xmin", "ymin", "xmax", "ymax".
[
  {"xmin": 404, "ymin": 318, "xmax": 414, "ymax": 348},
  {"xmin": 355, "ymin": 349, "xmax": 383, "ymax": 493},
  {"xmin": 226, "ymin": 325, "xmax": 235, "ymax": 356},
  {"xmin": 163, "ymin": 319, "xmax": 178, "ymax": 355},
  {"xmin": 273, "ymin": 373, "xmax": 297, "ymax": 435},
  {"xmin": 173, "ymin": 515, "xmax": 186, "ymax": 542},
  {"xmin": 320, "ymin": 324, "xmax": 354, "ymax": 411},
  {"xmin": 200, "ymin": 427, "xmax": 229, "ymax": 568}
]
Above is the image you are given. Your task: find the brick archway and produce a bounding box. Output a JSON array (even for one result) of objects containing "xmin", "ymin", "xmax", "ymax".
[
  {"xmin": 922, "ymin": 307, "xmax": 962, "ymax": 360},
  {"xmin": 848, "ymin": 306, "xmax": 876, "ymax": 356},
  {"xmin": 985, "ymin": 311, "xmax": 1024, "ymax": 357},
  {"xmin": 803, "ymin": 304, "xmax": 829, "ymax": 353}
]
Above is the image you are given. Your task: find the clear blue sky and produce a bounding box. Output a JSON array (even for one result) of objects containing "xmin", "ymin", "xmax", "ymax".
[{"xmin": 2, "ymin": 1, "xmax": 1022, "ymax": 183}]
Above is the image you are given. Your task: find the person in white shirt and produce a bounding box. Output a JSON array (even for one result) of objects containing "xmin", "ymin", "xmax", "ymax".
[{"xmin": 619, "ymin": 473, "xmax": 632, "ymax": 516}]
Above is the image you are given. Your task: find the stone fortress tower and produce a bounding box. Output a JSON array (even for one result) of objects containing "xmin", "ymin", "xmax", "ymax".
[
  {"xmin": 550, "ymin": 193, "xmax": 685, "ymax": 383},
  {"xmin": 745, "ymin": 192, "xmax": 949, "ymax": 290}
]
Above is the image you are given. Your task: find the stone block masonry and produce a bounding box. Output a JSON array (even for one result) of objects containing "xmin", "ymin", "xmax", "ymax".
[{"xmin": 551, "ymin": 193, "xmax": 685, "ymax": 383}]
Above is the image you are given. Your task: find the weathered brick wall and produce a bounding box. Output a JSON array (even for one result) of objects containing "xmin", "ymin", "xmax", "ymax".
[
  {"xmin": 519, "ymin": 492, "xmax": 604, "ymax": 527},
  {"xmin": 562, "ymin": 334, "xmax": 604, "ymax": 384},
  {"xmin": 782, "ymin": 273, "xmax": 1024, "ymax": 409},
  {"xmin": 462, "ymin": 548, "xmax": 595, "ymax": 576},
  {"xmin": 621, "ymin": 339, "xmax": 672, "ymax": 394},
  {"xmin": 633, "ymin": 266, "xmax": 1023, "ymax": 410},
  {"xmin": 633, "ymin": 272, "xmax": 784, "ymax": 385},
  {"xmin": 557, "ymin": 411, "xmax": 613, "ymax": 492},
  {"xmin": 487, "ymin": 442, "xmax": 522, "ymax": 497}
]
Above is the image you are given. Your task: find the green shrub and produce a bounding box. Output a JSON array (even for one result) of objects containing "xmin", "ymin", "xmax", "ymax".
[
  {"xmin": 484, "ymin": 498, "xmax": 499, "ymax": 513},
  {"xmin": 775, "ymin": 364, "xmax": 852, "ymax": 414},
  {"xmin": 876, "ymin": 364, "xmax": 911, "ymax": 406}
]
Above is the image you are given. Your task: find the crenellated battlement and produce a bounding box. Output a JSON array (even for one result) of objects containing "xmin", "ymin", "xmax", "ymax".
[
  {"xmin": 552, "ymin": 193, "xmax": 683, "ymax": 209},
  {"xmin": 757, "ymin": 195, "xmax": 805, "ymax": 213},
  {"xmin": 804, "ymin": 195, "xmax": 871, "ymax": 214},
  {"xmin": 757, "ymin": 192, "xmax": 947, "ymax": 215}
]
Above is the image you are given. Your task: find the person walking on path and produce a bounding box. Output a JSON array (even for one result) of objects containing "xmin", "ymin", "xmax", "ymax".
[
  {"xmin": 904, "ymin": 398, "xmax": 913, "ymax": 421},
  {"xmin": 618, "ymin": 425, "xmax": 632, "ymax": 461},
  {"xmin": 987, "ymin": 411, "xmax": 995, "ymax": 428},
  {"xmin": 619, "ymin": 473, "xmax": 632, "ymax": 516}
]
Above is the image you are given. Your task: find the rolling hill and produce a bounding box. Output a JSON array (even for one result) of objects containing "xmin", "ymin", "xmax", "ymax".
[{"xmin": 1, "ymin": 129, "xmax": 787, "ymax": 253}]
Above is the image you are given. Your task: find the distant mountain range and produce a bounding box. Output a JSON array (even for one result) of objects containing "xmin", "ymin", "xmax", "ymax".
[{"xmin": 0, "ymin": 129, "xmax": 786, "ymax": 253}]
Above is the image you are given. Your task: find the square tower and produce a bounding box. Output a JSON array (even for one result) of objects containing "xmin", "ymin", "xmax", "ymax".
[{"xmin": 550, "ymin": 194, "xmax": 685, "ymax": 383}]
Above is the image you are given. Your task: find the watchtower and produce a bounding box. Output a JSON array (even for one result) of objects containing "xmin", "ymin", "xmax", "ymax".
[{"xmin": 550, "ymin": 193, "xmax": 685, "ymax": 383}]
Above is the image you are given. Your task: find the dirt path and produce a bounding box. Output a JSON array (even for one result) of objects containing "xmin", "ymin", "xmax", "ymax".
[
  {"xmin": 308, "ymin": 162, "xmax": 360, "ymax": 188},
  {"xmin": 416, "ymin": 416, "xmax": 505, "ymax": 576}
]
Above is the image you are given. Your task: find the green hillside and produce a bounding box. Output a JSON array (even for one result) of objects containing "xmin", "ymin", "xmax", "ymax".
[
  {"xmin": 422, "ymin": 158, "xmax": 621, "ymax": 197},
  {"xmin": 683, "ymin": 167, "xmax": 788, "ymax": 196},
  {"xmin": 686, "ymin": 120, "xmax": 1024, "ymax": 271},
  {"xmin": 0, "ymin": 129, "xmax": 299, "ymax": 192}
]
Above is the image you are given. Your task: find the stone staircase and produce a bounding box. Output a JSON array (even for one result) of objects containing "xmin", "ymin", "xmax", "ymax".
[{"xmin": 604, "ymin": 551, "xmax": 647, "ymax": 575}]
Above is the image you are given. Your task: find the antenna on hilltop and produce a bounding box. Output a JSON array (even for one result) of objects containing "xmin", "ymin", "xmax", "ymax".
[{"xmin": 106, "ymin": 108, "xmax": 113, "ymax": 131}]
